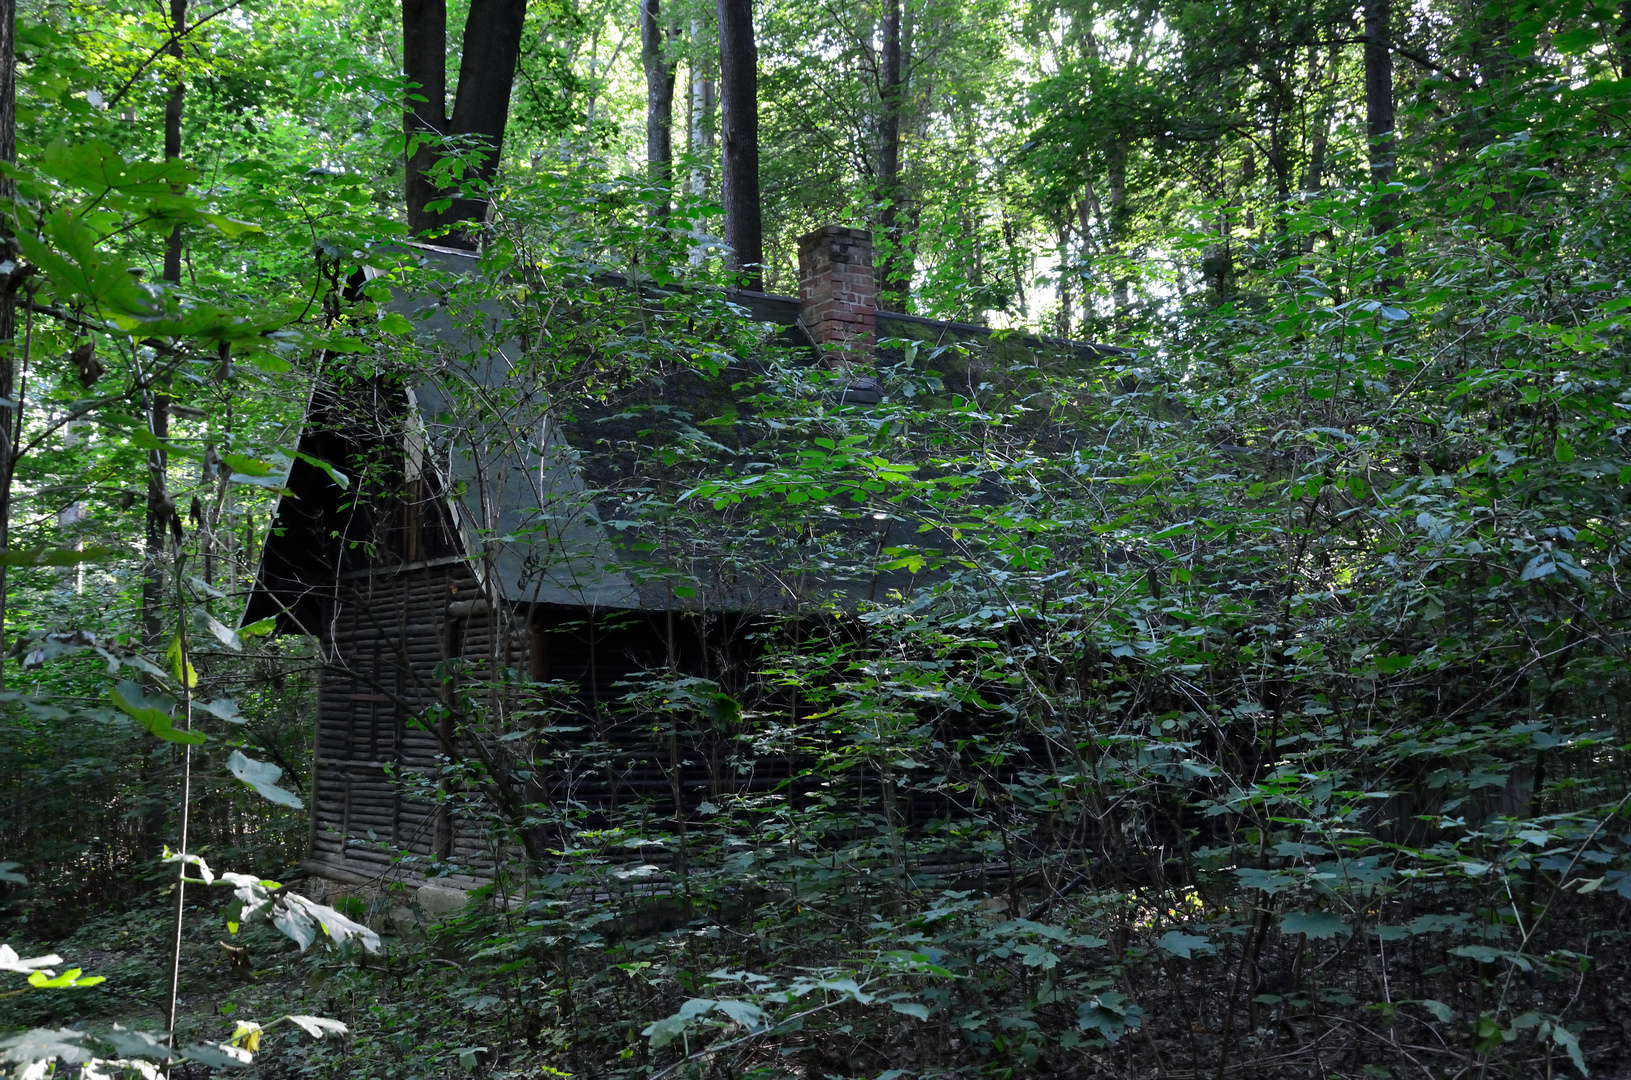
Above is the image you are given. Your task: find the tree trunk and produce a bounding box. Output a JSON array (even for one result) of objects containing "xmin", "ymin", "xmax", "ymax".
[
  {"xmin": 0, "ymin": 0, "xmax": 16, "ymax": 685},
  {"xmin": 640, "ymin": 0, "xmax": 678, "ymax": 219},
  {"xmin": 877, "ymin": 0, "xmax": 909, "ymax": 310},
  {"xmin": 1364, "ymin": 0, "xmax": 1396, "ymax": 218},
  {"xmin": 689, "ymin": 19, "xmax": 715, "ymax": 199},
  {"xmin": 144, "ymin": 0, "xmax": 187, "ymax": 648},
  {"xmin": 1303, "ymin": 45, "xmax": 1337, "ymax": 257},
  {"xmin": 402, "ymin": 0, "xmax": 449, "ymax": 239},
  {"xmin": 1106, "ymin": 141, "xmax": 1129, "ymax": 312},
  {"xmin": 404, "ymin": 0, "xmax": 529, "ymax": 245},
  {"xmin": 162, "ymin": 0, "xmax": 186, "ymax": 283},
  {"xmin": 716, "ymin": 0, "xmax": 762, "ymax": 289},
  {"xmin": 1054, "ymin": 219, "xmax": 1072, "ymax": 338},
  {"xmin": 688, "ymin": 18, "xmax": 716, "ymax": 265}
]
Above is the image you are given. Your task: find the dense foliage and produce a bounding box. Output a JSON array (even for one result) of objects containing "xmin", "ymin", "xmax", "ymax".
[{"xmin": 4, "ymin": 0, "xmax": 1631, "ymax": 1078}]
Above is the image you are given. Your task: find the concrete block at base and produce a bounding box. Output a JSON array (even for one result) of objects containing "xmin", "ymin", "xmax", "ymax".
[{"xmin": 414, "ymin": 884, "xmax": 470, "ymax": 920}]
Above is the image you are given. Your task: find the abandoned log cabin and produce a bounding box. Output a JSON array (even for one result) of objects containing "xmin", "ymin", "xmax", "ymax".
[{"xmin": 244, "ymin": 224, "xmax": 1132, "ymax": 888}]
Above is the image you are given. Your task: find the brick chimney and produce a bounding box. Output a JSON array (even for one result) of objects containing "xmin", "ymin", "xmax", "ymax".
[{"xmin": 798, "ymin": 225, "xmax": 877, "ymax": 367}]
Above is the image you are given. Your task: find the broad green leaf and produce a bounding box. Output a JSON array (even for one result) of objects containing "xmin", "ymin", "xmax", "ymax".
[
  {"xmin": 1155, "ymin": 930, "xmax": 1214, "ymax": 958},
  {"xmin": 167, "ymin": 635, "xmax": 198, "ymax": 688},
  {"xmin": 218, "ymin": 452, "xmax": 281, "ymax": 477},
  {"xmin": 1280, "ymin": 911, "xmax": 1352, "ymax": 939},
  {"xmin": 110, "ymin": 681, "xmax": 203, "ymax": 744},
  {"xmin": 1553, "ymin": 26, "xmax": 1599, "ymax": 53},
  {"xmin": 27, "ymin": 968, "xmax": 104, "ymax": 989},
  {"xmin": 226, "ymin": 750, "xmax": 303, "ymax": 808},
  {"xmin": 198, "ymin": 212, "xmax": 262, "ymax": 237},
  {"xmin": 238, "ymin": 617, "xmax": 277, "ymax": 638},
  {"xmin": 1419, "ymin": 999, "xmax": 1453, "ymax": 1022},
  {"xmin": 289, "ymin": 449, "xmax": 350, "ymax": 489},
  {"xmin": 193, "ymin": 609, "xmax": 243, "ymax": 651},
  {"xmin": 196, "ymin": 698, "xmax": 245, "ymax": 724}
]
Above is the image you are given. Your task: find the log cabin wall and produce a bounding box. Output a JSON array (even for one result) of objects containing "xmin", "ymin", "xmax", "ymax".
[{"xmin": 307, "ymin": 558, "xmax": 526, "ymax": 887}]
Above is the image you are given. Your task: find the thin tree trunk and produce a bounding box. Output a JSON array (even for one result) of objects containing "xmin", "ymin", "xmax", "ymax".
[
  {"xmin": 640, "ymin": 0, "xmax": 678, "ymax": 220},
  {"xmin": 877, "ymin": 0, "xmax": 908, "ymax": 310},
  {"xmin": 1303, "ymin": 45, "xmax": 1337, "ymax": 257},
  {"xmin": 1364, "ymin": 0, "xmax": 1396, "ymax": 219},
  {"xmin": 0, "ymin": 0, "xmax": 16, "ymax": 686},
  {"xmin": 1106, "ymin": 141, "xmax": 1129, "ymax": 312},
  {"xmin": 1054, "ymin": 220, "xmax": 1072, "ymax": 338},
  {"xmin": 142, "ymin": 395, "xmax": 171, "ymax": 647},
  {"xmin": 689, "ymin": 20, "xmax": 715, "ymax": 198},
  {"xmin": 145, "ymin": 0, "xmax": 186, "ymax": 648},
  {"xmin": 162, "ymin": 0, "xmax": 186, "ymax": 283},
  {"xmin": 716, "ymin": 0, "xmax": 762, "ymax": 289},
  {"xmin": 688, "ymin": 18, "xmax": 716, "ymax": 265}
]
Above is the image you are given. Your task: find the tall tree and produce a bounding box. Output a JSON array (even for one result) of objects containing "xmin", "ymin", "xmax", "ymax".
[
  {"xmin": 403, "ymin": 0, "xmax": 530, "ymax": 245},
  {"xmin": 1364, "ymin": 0, "xmax": 1396, "ymax": 237},
  {"xmin": 876, "ymin": 0, "xmax": 909, "ymax": 310},
  {"xmin": 640, "ymin": 0, "xmax": 678, "ymax": 219},
  {"xmin": 162, "ymin": 0, "xmax": 185, "ymax": 283},
  {"xmin": 717, "ymin": 0, "xmax": 762, "ymax": 288},
  {"xmin": 145, "ymin": 0, "xmax": 187, "ymax": 647},
  {"xmin": 0, "ymin": 0, "xmax": 14, "ymax": 682},
  {"xmin": 690, "ymin": 17, "xmax": 716, "ymax": 200}
]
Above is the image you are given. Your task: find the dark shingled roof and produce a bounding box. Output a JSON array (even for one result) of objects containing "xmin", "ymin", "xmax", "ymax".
[{"xmin": 246, "ymin": 245, "xmax": 1135, "ymax": 627}]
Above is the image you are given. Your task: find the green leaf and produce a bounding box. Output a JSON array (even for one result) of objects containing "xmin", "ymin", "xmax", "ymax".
[
  {"xmin": 1551, "ymin": 1023, "xmax": 1588, "ymax": 1076},
  {"xmin": 238, "ymin": 617, "xmax": 277, "ymax": 638},
  {"xmin": 198, "ymin": 212, "xmax": 262, "ymax": 238},
  {"xmin": 110, "ymin": 680, "xmax": 203, "ymax": 744},
  {"xmin": 16, "ymin": 209, "xmax": 153, "ymax": 315},
  {"xmin": 196, "ymin": 698, "xmax": 245, "ymax": 724},
  {"xmin": 889, "ymin": 1001, "xmax": 930, "ymax": 1020},
  {"xmin": 1279, "ymin": 911, "xmax": 1352, "ymax": 939},
  {"xmin": 642, "ymin": 998, "xmax": 717, "ymax": 1048},
  {"xmin": 1554, "ymin": 439, "xmax": 1576, "ymax": 463},
  {"xmin": 1155, "ymin": 930, "xmax": 1214, "ymax": 958},
  {"xmin": 378, "ymin": 311, "xmax": 413, "ymax": 334},
  {"xmin": 289, "ymin": 450, "xmax": 350, "ymax": 489},
  {"xmin": 1235, "ymin": 867, "xmax": 1297, "ymax": 894},
  {"xmin": 1419, "ymin": 999, "xmax": 1453, "ymax": 1022},
  {"xmin": 167, "ymin": 635, "xmax": 198, "ymax": 688},
  {"xmin": 193, "ymin": 609, "xmax": 243, "ymax": 651},
  {"xmin": 1553, "ymin": 26, "xmax": 1599, "ymax": 53},
  {"xmin": 0, "ymin": 1027, "xmax": 95, "ymax": 1065},
  {"xmin": 26, "ymin": 968, "xmax": 105, "ymax": 989},
  {"xmin": 226, "ymin": 750, "xmax": 303, "ymax": 808},
  {"xmin": 218, "ymin": 452, "xmax": 281, "ymax": 477}
]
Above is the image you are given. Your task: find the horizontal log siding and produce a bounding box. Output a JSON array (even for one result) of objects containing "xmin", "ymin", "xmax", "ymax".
[
  {"xmin": 310, "ymin": 563, "xmax": 517, "ymax": 882},
  {"xmin": 309, "ymin": 579, "xmax": 798, "ymax": 884}
]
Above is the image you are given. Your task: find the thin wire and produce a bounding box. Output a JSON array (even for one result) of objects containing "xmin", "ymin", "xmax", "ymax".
[{"xmin": 163, "ymin": 555, "xmax": 193, "ymax": 1071}]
